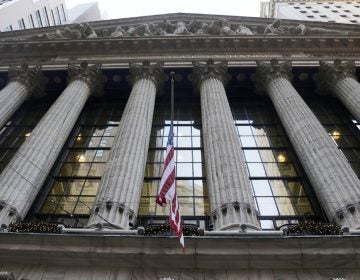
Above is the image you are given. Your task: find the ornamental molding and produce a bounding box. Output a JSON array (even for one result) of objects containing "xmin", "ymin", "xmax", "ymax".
[
  {"xmin": 255, "ymin": 59, "xmax": 293, "ymax": 92},
  {"xmin": 317, "ymin": 59, "xmax": 356, "ymax": 93},
  {"xmin": 68, "ymin": 62, "xmax": 103, "ymax": 96},
  {"xmin": 8, "ymin": 64, "xmax": 46, "ymax": 98},
  {"xmin": 128, "ymin": 61, "xmax": 164, "ymax": 90},
  {"xmin": 192, "ymin": 59, "xmax": 230, "ymax": 90}
]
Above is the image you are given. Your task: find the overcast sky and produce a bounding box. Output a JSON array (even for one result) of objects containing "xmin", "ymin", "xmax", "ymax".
[{"xmin": 65, "ymin": 0, "xmax": 262, "ymax": 20}]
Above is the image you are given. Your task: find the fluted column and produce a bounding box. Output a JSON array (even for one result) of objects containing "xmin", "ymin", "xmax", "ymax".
[
  {"xmin": 192, "ymin": 60, "xmax": 260, "ymax": 231},
  {"xmin": 318, "ymin": 60, "xmax": 360, "ymax": 122},
  {"xmin": 87, "ymin": 61, "xmax": 163, "ymax": 229},
  {"xmin": 0, "ymin": 62, "xmax": 102, "ymax": 225},
  {"xmin": 0, "ymin": 64, "xmax": 45, "ymax": 129},
  {"xmin": 256, "ymin": 59, "xmax": 360, "ymax": 229}
]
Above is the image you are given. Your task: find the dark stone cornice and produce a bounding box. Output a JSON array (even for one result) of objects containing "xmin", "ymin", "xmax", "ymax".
[{"xmin": 1, "ymin": 35, "xmax": 360, "ymax": 67}]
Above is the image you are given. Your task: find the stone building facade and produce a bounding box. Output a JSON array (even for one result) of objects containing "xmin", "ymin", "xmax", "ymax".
[{"xmin": 0, "ymin": 13, "xmax": 359, "ymax": 279}]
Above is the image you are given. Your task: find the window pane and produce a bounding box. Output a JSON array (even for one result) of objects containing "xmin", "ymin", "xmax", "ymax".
[
  {"xmin": 275, "ymin": 197, "xmax": 296, "ymax": 215},
  {"xmin": 81, "ymin": 180, "xmax": 99, "ymax": 196},
  {"xmin": 244, "ymin": 150, "xmax": 261, "ymax": 162},
  {"xmin": 256, "ymin": 197, "xmax": 279, "ymax": 215},
  {"xmin": 177, "ymin": 163, "xmax": 193, "ymax": 177},
  {"xmin": 247, "ymin": 163, "xmax": 266, "ymax": 177},
  {"xmin": 177, "ymin": 179, "xmax": 193, "ymax": 196},
  {"xmin": 252, "ymin": 180, "xmax": 272, "ymax": 196},
  {"xmin": 195, "ymin": 197, "xmax": 209, "ymax": 215},
  {"xmin": 177, "ymin": 150, "xmax": 192, "ymax": 162},
  {"xmin": 179, "ymin": 197, "xmax": 194, "ymax": 215}
]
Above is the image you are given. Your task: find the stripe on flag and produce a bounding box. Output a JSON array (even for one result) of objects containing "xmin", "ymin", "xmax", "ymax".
[{"xmin": 156, "ymin": 128, "xmax": 184, "ymax": 248}]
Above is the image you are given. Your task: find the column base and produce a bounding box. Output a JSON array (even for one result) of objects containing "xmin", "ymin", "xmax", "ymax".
[
  {"xmin": 332, "ymin": 203, "xmax": 360, "ymax": 230},
  {"xmin": 87, "ymin": 201, "xmax": 137, "ymax": 230},
  {"xmin": 211, "ymin": 202, "xmax": 260, "ymax": 231},
  {"xmin": 0, "ymin": 201, "xmax": 21, "ymax": 226}
]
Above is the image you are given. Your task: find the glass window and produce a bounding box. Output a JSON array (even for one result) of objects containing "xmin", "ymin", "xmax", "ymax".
[
  {"xmin": 140, "ymin": 102, "xmax": 208, "ymax": 227},
  {"xmin": 55, "ymin": 6, "xmax": 61, "ymax": 24},
  {"xmin": 35, "ymin": 101, "xmax": 125, "ymax": 226},
  {"xmin": 17, "ymin": 18, "xmax": 26, "ymax": 29},
  {"xmin": 231, "ymin": 101, "xmax": 318, "ymax": 229},
  {"xmin": 50, "ymin": 9, "xmax": 56, "ymax": 25},
  {"xmin": 309, "ymin": 98, "xmax": 360, "ymax": 178},
  {"xmin": 35, "ymin": 10, "xmax": 43, "ymax": 27},
  {"xmin": 42, "ymin": 7, "xmax": 50, "ymax": 26},
  {"xmin": 28, "ymin": 14, "xmax": 35, "ymax": 28}
]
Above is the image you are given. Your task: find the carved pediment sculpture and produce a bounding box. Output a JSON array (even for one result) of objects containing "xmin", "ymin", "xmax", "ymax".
[
  {"xmin": 23, "ymin": 17, "xmax": 353, "ymax": 41},
  {"xmin": 31, "ymin": 23, "xmax": 98, "ymax": 40},
  {"xmin": 263, "ymin": 19, "xmax": 349, "ymax": 35}
]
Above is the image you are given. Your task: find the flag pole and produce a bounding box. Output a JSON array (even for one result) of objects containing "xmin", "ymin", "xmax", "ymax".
[
  {"xmin": 170, "ymin": 72, "xmax": 175, "ymax": 131},
  {"xmin": 169, "ymin": 71, "xmax": 175, "ymax": 229}
]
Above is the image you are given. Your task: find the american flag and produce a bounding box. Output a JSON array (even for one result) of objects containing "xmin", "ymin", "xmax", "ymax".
[{"xmin": 156, "ymin": 127, "xmax": 184, "ymax": 248}]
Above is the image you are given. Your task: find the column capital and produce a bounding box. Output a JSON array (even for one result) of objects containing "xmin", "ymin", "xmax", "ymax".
[
  {"xmin": 128, "ymin": 61, "xmax": 164, "ymax": 90},
  {"xmin": 255, "ymin": 59, "xmax": 292, "ymax": 93},
  {"xmin": 8, "ymin": 64, "xmax": 46, "ymax": 98},
  {"xmin": 192, "ymin": 59, "xmax": 230, "ymax": 91},
  {"xmin": 68, "ymin": 62, "xmax": 103, "ymax": 96},
  {"xmin": 317, "ymin": 60, "xmax": 356, "ymax": 93}
]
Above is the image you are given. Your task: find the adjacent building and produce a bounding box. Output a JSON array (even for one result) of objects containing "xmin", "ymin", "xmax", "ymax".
[
  {"xmin": 0, "ymin": 0, "xmax": 69, "ymax": 32},
  {"xmin": 261, "ymin": 0, "xmax": 360, "ymax": 24},
  {"xmin": 0, "ymin": 12, "xmax": 359, "ymax": 279},
  {"xmin": 67, "ymin": 2, "xmax": 102, "ymax": 23}
]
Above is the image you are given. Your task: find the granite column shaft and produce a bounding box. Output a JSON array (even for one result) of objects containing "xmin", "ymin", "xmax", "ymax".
[
  {"xmin": 0, "ymin": 65, "xmax": 45, "ymax": 129},
  {"xmin": 0, "ymin": 63, "xmax": 101, "ymax": 225},
  {"xmin": 257, "ymin": 60, "xmax": 360, "ymax": 229},
  {"xmin": 88, "ymin": 61, "xmax": 163, "ymax": 229},
  {"xmin": 193, "ymin": 60, "xmax": 259, "ymax": 231},
  {"xmin": 319, "ymin": 60, "xmax": 360, "ymax": 122}
]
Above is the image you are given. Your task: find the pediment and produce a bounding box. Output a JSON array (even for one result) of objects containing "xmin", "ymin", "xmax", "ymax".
[{"xmin": 0, "ymin": 12, "xmax": 359, "ymax": 42}]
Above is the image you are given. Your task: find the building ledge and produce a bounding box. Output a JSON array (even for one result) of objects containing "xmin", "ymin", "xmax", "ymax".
[{"xmin": 0, "ymin": 231, "xmax": 359, "ymax": 269}]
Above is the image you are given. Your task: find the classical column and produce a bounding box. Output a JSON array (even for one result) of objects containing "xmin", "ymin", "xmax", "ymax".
[
  {"xmin": 256, "ymin": 59, "xmax": 360, "ymax": 229},
  {"xmin": 0, "ymin": 62, "xmax": 102, "ymax": 225},
  {"xmin": 87, "ymin": 61, "xmax": 163, "ymax": 229},
  {"xmin": 318, "ymin": 59, "xmax": 360, "ymax": 122},
  {"xmin": 192, "ymin": 60, "xmax": 260, "ymax": 231},
  {"xmin": 0, "ymin": 64, "xmax": 45, "ymax": 129}
]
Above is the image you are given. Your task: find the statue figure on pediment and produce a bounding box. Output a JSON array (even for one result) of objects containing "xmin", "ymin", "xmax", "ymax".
[
  {"xmin": 110, "ymin": 26, "xmax": 126, "ymax": 37},
  {"xmin": 207, "ymin": 19, "xmax": 236, "ymax": 35},
  {"xmin": 164, "ymin": 20, "xmax": 192, "ymax": 35},
  {"xmin": 293, "ymin": 23, "xmax": 348, "ymax": 35},
  {"xmin": 124, "ymin": 23, "xmax": 155, "ymax": 36},
  {"xmin": 234, "ymin": 24, "xmax": 254, "ymax": 35},
  {"xmin": 31, "ymin": 23, "xmax": 97, "ymax": 40},
  {"xmin": 195, "ymin": 23, "xmax": 209, "ymax": 35},
  {"xmin": 264, "ymin": 19, "xmax": 288, "ymax": 35}
]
